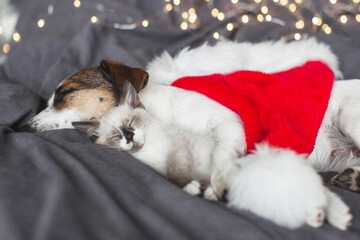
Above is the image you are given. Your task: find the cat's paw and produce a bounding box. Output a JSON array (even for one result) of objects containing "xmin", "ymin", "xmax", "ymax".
[
  {"xmin": 307, "ymin": 208, "xmax": 325, "ymax": 228},
  {"xmin": 329, "ymin": 166, "xmax": 360, "ymax": 193},
  {"xmin": 183, "ymin": 180, "xmax": 201, "ymax": 196},
  {"xmin": 203, "ymin": 186, "xmax": 219, "ymax": 201},
  {"xmin": 325, "ymin": 189, "xmax": 353, "ymax": 230},
  {"xmin": 210, "ymin": 170, "xmax": 229, "ymax": 199}
]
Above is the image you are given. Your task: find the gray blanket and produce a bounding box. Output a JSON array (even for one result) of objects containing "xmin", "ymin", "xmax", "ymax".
[{"xmin": 1, "ymin": 0, "xmax": 360, "ymax": 239}]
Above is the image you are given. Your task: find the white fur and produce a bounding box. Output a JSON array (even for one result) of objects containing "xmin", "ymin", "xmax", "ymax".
[
  {"xmin": 147, "ymin": 38, "xmax": 342, "ymax": 86},
  {"xmin": 29, "ymin": 38, "xmax": 358, "ymax": 230},
  {"xmin": 228, "ymin": 145, "xmax": 328, "ymax": 229}
]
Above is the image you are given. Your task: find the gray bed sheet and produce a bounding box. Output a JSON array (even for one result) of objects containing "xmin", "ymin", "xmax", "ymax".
[{"xmin": 1, "ymin": 0, "xmax": 360, "ymax": 239}]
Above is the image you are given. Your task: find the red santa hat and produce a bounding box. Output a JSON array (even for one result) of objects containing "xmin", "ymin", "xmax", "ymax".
[{"xmin": 172, "ymin": 61, "xmax": 334, "ymax": 156}]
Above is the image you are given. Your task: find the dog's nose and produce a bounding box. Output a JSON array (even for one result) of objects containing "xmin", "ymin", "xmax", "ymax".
[
  {"xmin": 17, "ymin": 123, "xmax": 37, "ymax": 133},
  {"xmin": 121, "ymin": 128, "xmax": 134, "ymax": 143}
]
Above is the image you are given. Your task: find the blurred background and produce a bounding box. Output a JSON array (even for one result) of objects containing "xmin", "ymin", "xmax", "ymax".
[{"xmin": 0, "ymin": 0, "xmax": 359, "ymax": 97}]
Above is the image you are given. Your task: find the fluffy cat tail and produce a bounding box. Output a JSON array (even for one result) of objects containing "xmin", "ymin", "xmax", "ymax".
[{"xmin": 226, "ymin": 144, "xmax": 327, "ymax": 229}]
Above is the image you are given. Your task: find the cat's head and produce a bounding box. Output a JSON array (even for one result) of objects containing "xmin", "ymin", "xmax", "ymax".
[{"xmin": 72, "ymin": 80, "xmax": 149, "ymax": 152}]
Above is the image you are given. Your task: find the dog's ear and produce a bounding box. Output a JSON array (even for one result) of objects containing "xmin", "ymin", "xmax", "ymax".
[
  {"xmin": 72, "ymin": 121, "xmax": 100, "ymax": 141},
  {"xmin": 99, "ymin": 60, "xmax": 149, "ymax": 104}
]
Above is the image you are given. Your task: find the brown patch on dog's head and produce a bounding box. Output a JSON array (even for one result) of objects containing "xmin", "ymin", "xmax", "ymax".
[{"xmin": 52, "ymin": 61, "xmax": 149, "ymax": 120}]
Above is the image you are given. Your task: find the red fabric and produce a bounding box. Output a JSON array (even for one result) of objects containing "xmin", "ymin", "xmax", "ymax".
[{"xmin": 171, "ymin": 61, "xmax": 334, "ymax": 155}]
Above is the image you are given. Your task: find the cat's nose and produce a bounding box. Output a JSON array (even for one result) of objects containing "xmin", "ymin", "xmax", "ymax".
[{"xmin": 121, "ymin": 128, "xmax": 134, "ymax": 143}]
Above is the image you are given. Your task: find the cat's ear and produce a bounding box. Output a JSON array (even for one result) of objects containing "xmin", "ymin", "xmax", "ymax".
[
  {"xmin": 72, "ymin": 121, "xmax": 100, "ymax": 141},
  {"xmin": 120, "ymin": 80, "xmax": 144, "ymax": 108}
]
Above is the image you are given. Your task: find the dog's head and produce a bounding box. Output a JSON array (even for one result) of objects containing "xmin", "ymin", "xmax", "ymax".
[{"xmin": 25, "ymin": 61, "xmax": 149, "ymax": 132}]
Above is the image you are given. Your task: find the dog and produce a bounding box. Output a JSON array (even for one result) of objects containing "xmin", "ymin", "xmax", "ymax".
[{"xmin": 25, "ymin": 38, "xmax": 360, "ymax": 229}]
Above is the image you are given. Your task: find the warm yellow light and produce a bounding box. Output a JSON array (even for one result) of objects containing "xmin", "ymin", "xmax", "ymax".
[
  {"xmin": 90, "ymin": 16, "xmax": 98, "ymax": 23},
  {"xmin": 0, "ymin": 26, "xmax": 3, "ymax": 34},
  {"xmin": 266, "ymin": 14, "xmax": 272, "ymax": 22},
  {"xmin": 295, "ymin": 0, "xmax": 302, "ymax": 3},
  {"xmin": 254, "ymin": 0, "xmax": 262, "ymax": 3},
  {"xmin": 165, "ymin": 0, "xmax": 171, "ymax": 2},
  {"xmin": 226, "ymin": 23, "xmax": 234, "ymax": 31},
  {"xmin": 257, "ymin": 14, "xmax": 264, "ymax": 22},
  {"xmin": 295, "ymin": 20, "xmax": 304, "ymax": 29},
  {"xmin": 165, "ymin": 4, "xmax": 173, "ymax": 11},
  {"xmin": 142, "ymin": 19, "xmax": 149, "ymax": 27},
  {"xmin": 312, "ymin": 17, "xmax": 322, "ymax": 26},
  {"xmin": 241, "ymin": 15, "xmax": 249, "ymax": 23},
  {"xmin": 261, "ymin": 6, "xmax": 268, "ymax": 14},
  {"xmin": 289, "ymin": 3, "xmax": 296, "ymax": 12},
  {"xmin": 213, "ymin": 32, "xmax": 220, "ymax": 39},
  {"xmin": 12, "ymin": 32, "xmax": 21, "ymax": 42},
  {"xmin": 322, "ymin": 24, "xmax": 332, "ymax": 34},
  {"xmin": 273, "ymin": 0, "xmax": 279, "ymax": 2},
  {"xmin": 37, "ymin": 19, "xmax": 45, "ymax": 28},
  {"xmin": 188, "ymin": 8, "xmax": 195, "ymax": 14},
  {"xmin": 74, "ymin": 0, "xmax": 81, "ymax": 8},
  {"xmin": 231, "ymin": 0, "xmax": 238, "ymax": 3},
  {"xmin": 211, "ymin": 8, "xmax": 219, "ymax": 18},
  {"xmin": 353, "ymin": 0, "xmax": 360, "ymax": 3},
  {"xmin": 294, "ymin": 33, "xmax": 301, "ymax": 40},
  {"xmin": 339, "ymin": 15, "xmax": 348, "ymax": 24},
  {"xmin": 180, "ymin": 22, "xmax": 188, "ymax": 30},
  {"xmin": 280, "ymin": 0, "xmax": 288, "ymax": 6},
  {"xmin": 2, "ymin": 43, "xmax": 10, "ymax": 54},
  {"xmin": 173, "ymin": 0, "xmax": 180, "ymax": 6},
  {"xmin": 189, "ymin": 13, "xmax": 197, "ymax": 23},
  {"xmin": 329, "ymin": 0, "xmax": 337, "ymax": 4},
  {"xmin": 182, "ymin": 12, "xmax": 188, "ymax": 19},
  {"xmin": 217, "ymin": 12, "xmax": 225, "ymax": 21},
  {"xmin": 356, "ymin": 14, "xmax": 360, "ymax": 23}
]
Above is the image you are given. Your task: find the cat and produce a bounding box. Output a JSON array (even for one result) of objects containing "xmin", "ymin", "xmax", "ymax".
[
  {"xmin": 73, "ymin": 81, "xmax": 222, "ymax": 200},
  {"xmin": 73, "ymin": 80, "xmax": 353, "ymax": 230}
]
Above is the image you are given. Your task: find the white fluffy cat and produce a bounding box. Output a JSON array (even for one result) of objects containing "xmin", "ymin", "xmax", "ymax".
[{"xmin": 68, "ymin": 38, "xmax": 358, "ymax": 230}]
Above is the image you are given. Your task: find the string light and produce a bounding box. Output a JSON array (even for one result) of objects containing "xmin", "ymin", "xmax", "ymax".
[
  {"xmin": 1, "ymin": 0, "xmax": 360, "ymax": 61},
  {"xmin": 180, "ymin": 22, "xmax": 188, "ymax": 30},
  {"xmin": 339, "ymin": 15, "xmax": 348, "ymax": 24},
  {"xmin": 90, "ymin": 16, "xmax": 98, "ymax": 23},
  {"xmin": 226, "ymin": 23, "xmax": 234, "ymax": 31},
  {"xmin": 322, "ymin": 24, "xmax": 332, "ymax": 34},
  {"xmin": 165, "ymin": 4, "xmax": 173, "ymax": 12},
  {"xmin": 266, "ymin": 14, "xmax": 272, "ymax": 22},
  {"xmin": 257, "ymin": 14, "xmax": 264, "ymax": 22},
  {"xmin": 261, "ymin": 6, "xmax": 269, "ymax": 14},
  {"xmin": 211, "ymin": 8, "xmax": 219, "ymax": 18},
  {"xmin": 295, "ymin": 20, "xmax": 304, "ymax": 29},
  {"xmin": 217, "ymin": 12, "xmax": 225, "ymax": 21},
  {"xmin": 74, "ymin": 0, "xmax": 81, "ymax": 8},
  {"xmin": 280, "ymin": 0, "xmax": 288, "ymax": 6},
  {"xmin": 37, "ymin": 19, "xmax": 45, "ymax": 28},
  {"xmin": 294, "ymin": 33, "xmax": 302, "ymax": 40},
  {"xmin": 142, "ymin": 19, "xmax": 149, "ymax": 27},
  {"xmin": 289, "ymin": 3, "xmax": 296, "ymax": 12},
  {"xmin": 241, "ymin": 15, "xmax": 249, "ymax": 23},
  {"xmin": 12, "ymin": 32, "xmax": 21, "ymax": 42},
  {"xmin": 2, "ymin": 43, "xmax": 10, "ymax": 54},
  {"xmin": 356, "ymin": 14, "xmax": 360, "ymax": 23}
]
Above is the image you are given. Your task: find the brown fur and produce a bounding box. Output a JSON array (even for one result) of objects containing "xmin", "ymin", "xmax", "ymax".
[{"xmin": 53, "ymin": 61, "xmax": 149, "ymax": 120}]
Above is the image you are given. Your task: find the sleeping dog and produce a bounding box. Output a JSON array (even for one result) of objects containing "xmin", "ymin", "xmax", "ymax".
[{"xmin": 25, "ymin": 39, "xmax": 359, "ymax": 229}]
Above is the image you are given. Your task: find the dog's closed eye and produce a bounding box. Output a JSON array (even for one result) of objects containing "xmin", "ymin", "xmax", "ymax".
[{"xmin": 54, "ymin": 87, "xmax": 77, "ymax": 103}]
